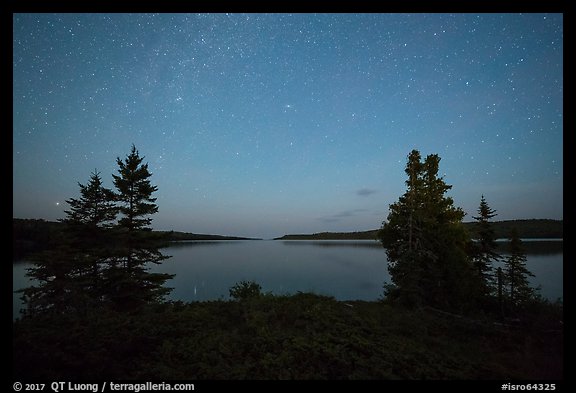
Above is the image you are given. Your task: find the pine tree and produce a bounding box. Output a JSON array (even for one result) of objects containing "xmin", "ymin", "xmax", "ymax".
[
  {"xmin": 378, "ymin": 149, "xmax": 479, "ymax": 311},
  {"xmin": 112, "ymin": 144, "xmax": 158, "ymax": 232},
  {"xmin": 63, "ymin": 170, "xmax": 117, "ymax": 229},
  {"xmin": 471, "ymin": 195, "xmax": 500, "ymax": 295},
  {"xmin": 107, "ymin": 145, "xmax": 173, "ymax": 310},
  {"xmin": 21, "ymin": 148, "xmax": 174, "ymax": 315},
  {"xmin": 21, "ymin": 171, "xmax": 117, "ymax": 316},
  {"xmin": 503, "ymin": 229, "xmax": 535, "ymax": 306},
  {"xmin": 378, "ymin": 150, "xmax": 428, "ymax": 306}
]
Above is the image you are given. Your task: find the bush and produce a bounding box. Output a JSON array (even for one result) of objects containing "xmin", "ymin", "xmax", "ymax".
[{"xmin": 229, "ymin": 280, "xmax": 262, "ymax": 301}]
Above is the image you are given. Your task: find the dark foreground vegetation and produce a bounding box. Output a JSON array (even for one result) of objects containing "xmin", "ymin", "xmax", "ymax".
[{"xmin": 13, "ymin": 291, "xmax": 563, "ymax": 380}]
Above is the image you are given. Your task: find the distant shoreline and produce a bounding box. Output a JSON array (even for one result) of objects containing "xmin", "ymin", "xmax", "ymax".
[
  {"xmin": 12, "ymin": 218, "xmax": 563, "ymax": 253},
  {"xmin": 157, "ymin": 230, "xmax": 261, "ymax": 241},
  {"xmin": 12, "ymin": 218, "xmax": 260, "ymax": 259},
  {"xmin": 274, "ymin": 219, "xmax": 563, "ymax": 240}
]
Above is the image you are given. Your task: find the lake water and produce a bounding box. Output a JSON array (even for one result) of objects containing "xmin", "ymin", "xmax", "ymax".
[{"xmin": 13, "ymin": 240, "xmax": 563, "ymax": 319}]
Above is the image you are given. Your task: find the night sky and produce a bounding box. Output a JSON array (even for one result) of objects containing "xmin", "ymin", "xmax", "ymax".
[{"xmin": 13, "ymin": 13, "xmax": 563, "ymax": 239}]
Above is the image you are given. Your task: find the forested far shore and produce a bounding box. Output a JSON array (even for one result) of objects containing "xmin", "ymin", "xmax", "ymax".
[
  {"xmin": 156, "ymin": 230, "xmax": 259, "ymax": 241},
  {"xmin": 12, "ymin": 218, "xmax": 257, "ymax": 259},
  {"xmin": 275, "ymin": 219, "xmax": 563, "ymax": 240},
  {"xmin": 13, "ymin": 218, "xmax": 562, "ymax": 259}
]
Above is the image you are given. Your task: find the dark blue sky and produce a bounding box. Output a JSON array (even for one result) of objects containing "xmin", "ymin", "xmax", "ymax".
[{"xmin": 13, "ymin": 13, "xmax": 563, "ymax": 239}]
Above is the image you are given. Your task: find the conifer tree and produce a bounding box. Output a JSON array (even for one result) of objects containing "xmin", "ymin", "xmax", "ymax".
[
  {"xmin": 471, "ymin": 195, "xmax": 500, "ymax": 295},
  {"xmin": 107, "ymin": 145, "xmax": 173, "ymax": 310},
  {"xmin": 378, "ymin": 149, "xmax": 479, "ymax": 311},
  {"xmin": 21, "ymin": 147, "xmax": 174, "ymax": 315},
  {"xmin": 113, "ymin": 144, "xmax": 158, "ymax": 232},
  {"xmin": 21, "ymin": 171, "xmax": 117, "ymax": 316},
  {"xmin": 503, "ymin": 229, "xmax": 535, "ymax": 306},
  {"xmin": 63, "ymin": 170, "xmax": 117, "ymax": 229}
]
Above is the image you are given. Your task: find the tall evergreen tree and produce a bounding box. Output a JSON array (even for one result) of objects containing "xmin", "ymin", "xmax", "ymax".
[
  {"xmin": 21, "ymin": 171, "xmax": 117, "ymax": 316},
  {"xmin": 503, "ymin": 229, "xmax": 535, "ymax": 306},
  {"xmin": 113, "ymin": 144, "xmax": 159, "ymax": 232},
  {"xmin": 378, "ymin": 149, "xmax": 479, "ymax": 311},
  {"xmin": 108, "ymin": 145, "xmax": 173, "ymax": 310},
  {"xmin": 20, "ymin": 148, "xmax": 173, "ymax": 316},
  {"xmin": 61, "ymin": 169, "xmax": 118, "ymax": 309},
  {"xmin": 62, "ymin": 170, "xmax": 117, "ymax": 229},
  {"xmin": 471, "ymin": 195, "xmax": 500, "ymax": 295}
]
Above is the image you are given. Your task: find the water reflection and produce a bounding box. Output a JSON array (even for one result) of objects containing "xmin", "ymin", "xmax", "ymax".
[
  {"xmin": 14, "ymin": 240, "xmax": 563, "ymax": 320},
  {"xmin": 166, "ymin": 240, "xmax": 248, "ymax": 248},
  {"xmin": 280, "ymin": 240, "xmax": 382, "ymax": 248},
  {"xmin": 153, "ymin": 240, "xmax": 562, "ymax": 303},
  {"xmin": 496, "ymin": 240, "xmax": 562, "ymax": 255},
  {"xmin": 279, "ymin": 239, "xmax": 563, "ymax": 254}
]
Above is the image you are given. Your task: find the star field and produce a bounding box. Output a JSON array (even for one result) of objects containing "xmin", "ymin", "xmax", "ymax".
[{"xmin": 13, "ymin": 13, "xmax": 563, "ymax": 238}]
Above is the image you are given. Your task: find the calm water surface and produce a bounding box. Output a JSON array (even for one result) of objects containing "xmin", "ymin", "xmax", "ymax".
[{"xmin": 13, "ymin": 240, "xmax": 563, "ymax": 319}]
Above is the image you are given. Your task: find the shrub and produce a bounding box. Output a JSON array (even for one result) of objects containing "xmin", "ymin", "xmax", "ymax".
[{"xmin": 229, "ymin": 280, "xmax": 262, "ymax": 301}]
